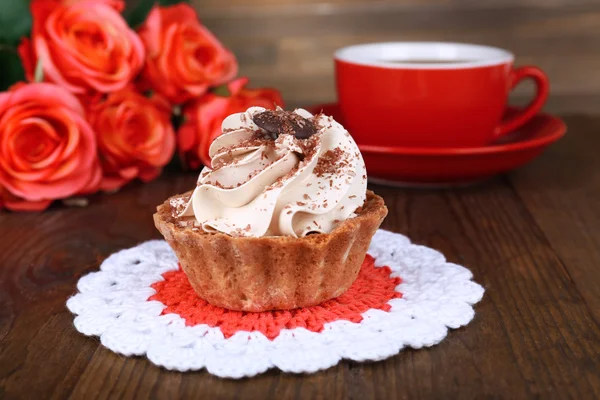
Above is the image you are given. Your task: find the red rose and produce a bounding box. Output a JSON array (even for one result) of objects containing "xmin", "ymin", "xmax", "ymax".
[
  {"xmin": 138, "ymin": 4, "xmax": 238, "ymax": 104},
  {"xmin": 178, "ymin": 77, "xmax": 284, "ymax": 169},
  {"xmin": 18, "ymin": 0, "xmax": 144, "ymax": 94},
  {"xmin": 88, "ymin": 89, "xmax": 176, "ymax": 191},
  {"xmin": 0, "ymin": 83, "xmax": 101, "ymax": 211}
]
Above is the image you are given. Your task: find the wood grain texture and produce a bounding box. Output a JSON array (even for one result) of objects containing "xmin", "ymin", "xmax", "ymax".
[
  {"xmin": 1, "ymin": 115, "xmax": 600, "ymax": 398},
  {"xmin": 508, "ymin": 115, "xmax": 600, "ymax": 325}
]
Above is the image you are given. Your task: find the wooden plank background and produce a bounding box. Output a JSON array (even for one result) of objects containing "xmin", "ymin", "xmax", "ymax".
[{"xmin": 132, "ymin": 0, "xmax": 600, "ymax": 114}]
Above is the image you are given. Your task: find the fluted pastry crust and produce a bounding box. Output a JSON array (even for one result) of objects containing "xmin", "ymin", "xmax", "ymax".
[{"xmin": 154, "ymin": 190, "xmax": 387, "ymax": 311}]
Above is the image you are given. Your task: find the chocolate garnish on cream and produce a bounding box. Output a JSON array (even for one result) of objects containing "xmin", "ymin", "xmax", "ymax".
[
  {"xmin": 178, "ymin": 106, "xmax": 367, "ymax": 238},
  {"xmin": 252, "ymin": 108, "xmax": 317, "ymax": 139}
]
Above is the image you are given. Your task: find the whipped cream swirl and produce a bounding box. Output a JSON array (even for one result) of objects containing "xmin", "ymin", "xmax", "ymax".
[{"xmin": 180, "ymin": 107, "xmax": 367, "ymax": 238}]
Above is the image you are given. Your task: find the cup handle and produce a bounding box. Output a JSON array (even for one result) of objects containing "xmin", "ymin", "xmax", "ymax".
[{"xmin": 495, "ymin": 66, "xmax": 550, "ymax": 138}]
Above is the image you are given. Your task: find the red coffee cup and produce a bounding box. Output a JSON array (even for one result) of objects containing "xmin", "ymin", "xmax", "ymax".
[{"xmin": 334, "ymin": 42, "xmax": 549, "ymax": 148}]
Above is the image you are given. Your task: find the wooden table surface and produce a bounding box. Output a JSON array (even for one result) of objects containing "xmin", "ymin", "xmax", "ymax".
[{"xmin": 1, "ymin": 114, "xmax": 599, "ymax": 399}]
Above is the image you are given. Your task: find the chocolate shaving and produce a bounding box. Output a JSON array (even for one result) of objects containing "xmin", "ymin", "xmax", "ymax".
[
  {"xmin": 314, "ymin": 147, "xmax": 349, "ymax": 177},
  {"xmin": 169, "ymin": 194, "xmax": 191, "ymax": 217},
  {"xmin": 266, "ymin": 134, "xmax": 320, "ymax": 190}
]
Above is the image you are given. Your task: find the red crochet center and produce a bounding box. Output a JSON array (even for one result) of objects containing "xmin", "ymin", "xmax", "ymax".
[{"xmin": 150, "ymin": 255, "xmax": 402, "ymax": 340}]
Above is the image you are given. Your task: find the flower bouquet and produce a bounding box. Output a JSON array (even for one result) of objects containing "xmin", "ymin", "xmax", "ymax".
[{"xmin": 0, "ymin": 0, "xmax": 283, "ymax": 211}]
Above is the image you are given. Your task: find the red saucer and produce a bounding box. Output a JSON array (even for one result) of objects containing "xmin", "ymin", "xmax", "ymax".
[{"xmin": 306, "ymin": 103, "xmax": 566, "ymax": 186}]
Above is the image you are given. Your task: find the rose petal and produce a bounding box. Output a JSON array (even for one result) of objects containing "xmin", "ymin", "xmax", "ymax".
[
  {"xmin": 0, "ymin": 82, "xmax": 99, "ymax": 203},
  {"xmin": 4, "ymin": 197, "xmax": 53, "ymax": 212}
]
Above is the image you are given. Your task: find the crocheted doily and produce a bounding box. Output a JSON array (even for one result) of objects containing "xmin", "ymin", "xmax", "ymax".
[{"xmin": 67, "ymin": 230, "xmax": 484, "ymax": 378}]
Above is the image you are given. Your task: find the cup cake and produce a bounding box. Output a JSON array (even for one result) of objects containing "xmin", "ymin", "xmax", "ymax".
[{"xmin": 154, "ymin": 106, "xmax": 387, "ymax": 311}]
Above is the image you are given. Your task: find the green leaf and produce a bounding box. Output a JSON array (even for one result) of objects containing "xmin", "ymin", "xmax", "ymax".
[
  {"xmin": 125, "ymin": 0, "xmax": 190, "ymax": 29},
  {"xmin": 124, "ymin": 0, "xmax": 154, "ymax": 28},
  {"xmin": 0, "ymin": 48, "xmax": 25, "ymax": 91},
  {"xmin": 0, "ymin": 1, "xmax": 32, "ymax": 46},
  {"xmin": 212, "ymin": 84, "xmax": 230, "ymax": 97}
]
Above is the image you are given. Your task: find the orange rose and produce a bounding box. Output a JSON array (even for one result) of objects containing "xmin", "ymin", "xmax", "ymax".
[
  {"xmin": 138, "ymin": 4, "xmax": 238, "ymax": 104},
  {"xmin": 88, "ymin": 89, "xmax": 176, "ymax": 191},
  {"xmin": 18, "ymin": 0, "xmax": 144, "ymax": 94},
  {"xmin": 0, "ymin": 83, "xmax": 101, "ymax": 211},
  {"xmin": 178, "ymin": 77, "xmax": 284, "ymax": 169}
]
